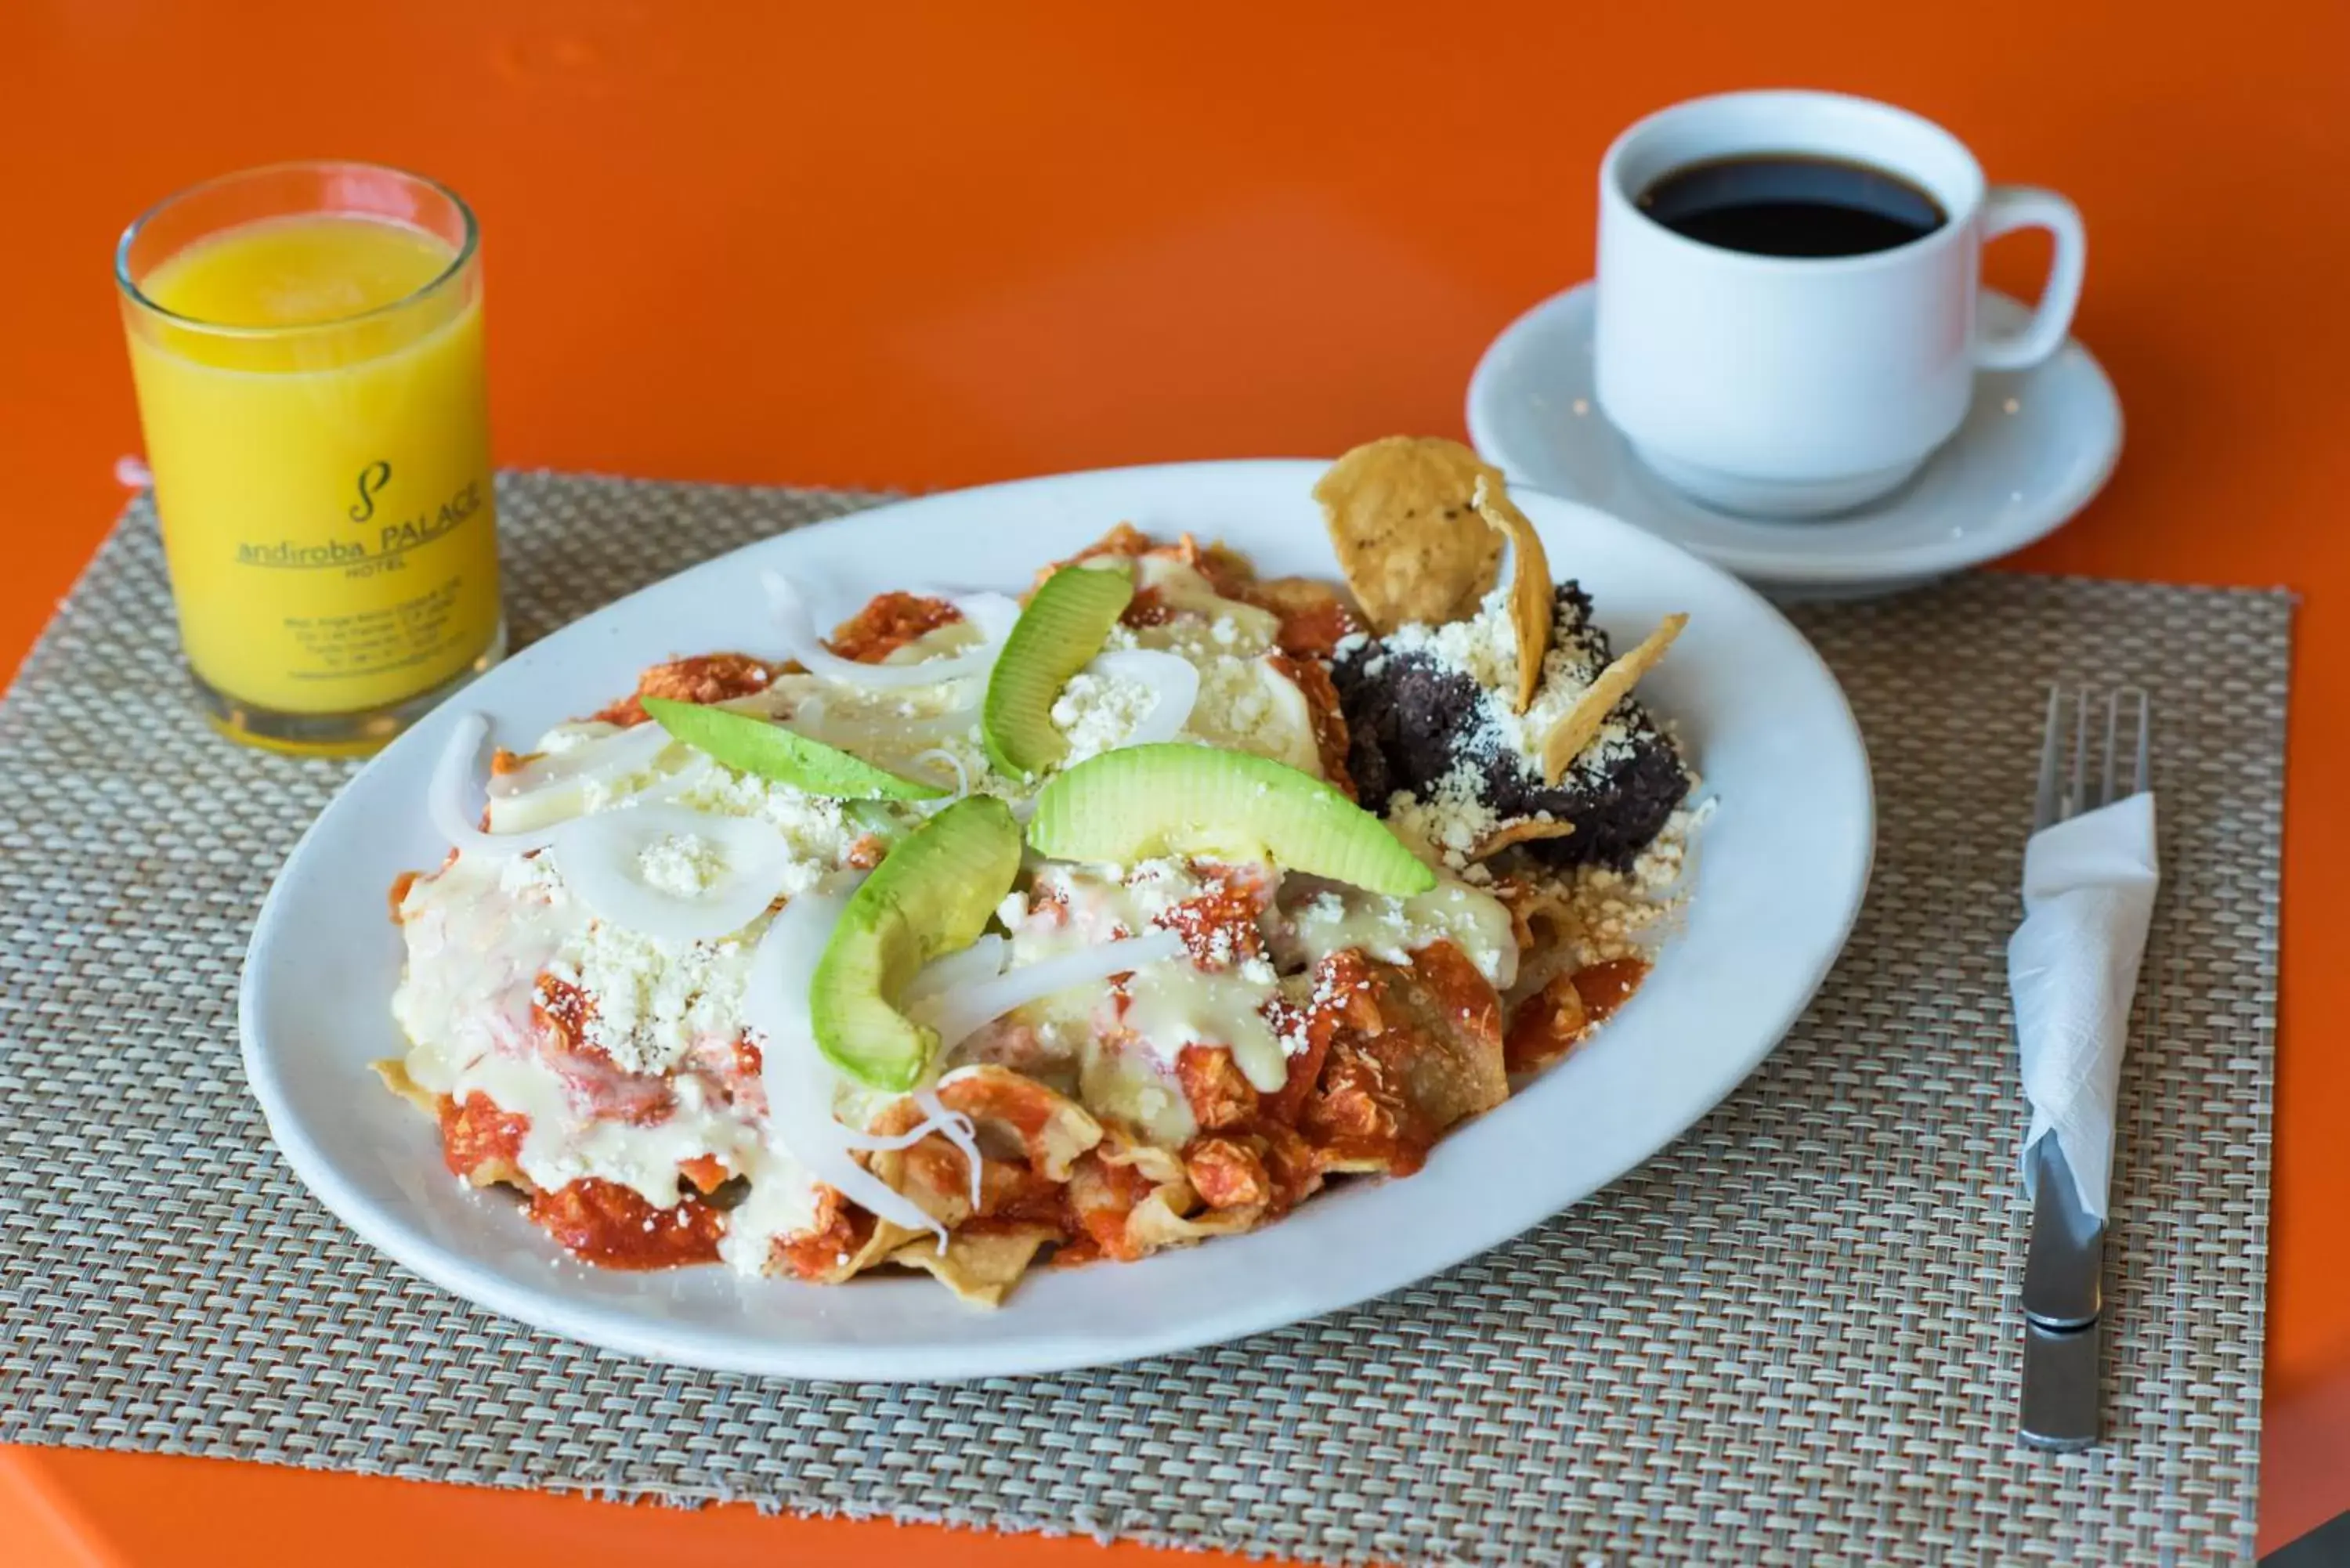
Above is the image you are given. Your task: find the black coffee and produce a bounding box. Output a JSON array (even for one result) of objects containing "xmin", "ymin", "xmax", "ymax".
[{"xmin": 1636, "ymin": 154, "xmax": 1946, "ymax": 258}]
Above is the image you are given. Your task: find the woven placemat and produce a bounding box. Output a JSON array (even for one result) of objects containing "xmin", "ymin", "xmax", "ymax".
[{"xmin": 0, "ymin": 474, "xmax": 2286, "ymax": 1566}]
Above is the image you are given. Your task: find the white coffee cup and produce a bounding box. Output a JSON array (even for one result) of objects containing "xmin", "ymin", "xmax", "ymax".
[{"xmin": 1593, "ymin": 90, "xmax": 2086, "ymax": 518}]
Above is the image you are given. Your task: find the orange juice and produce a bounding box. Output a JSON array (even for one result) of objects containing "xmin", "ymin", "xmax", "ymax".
[{"xmin": 119, "ymin": 164, "xmax": 501, "ymax": 752}]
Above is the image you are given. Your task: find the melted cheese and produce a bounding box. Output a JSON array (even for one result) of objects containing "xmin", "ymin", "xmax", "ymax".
[
  {"xmin": 715, "ymin": 1136, "xmax": 826, "ymax": 1274},
  {"xmin": 1079, "ymin": 1048, "xmax": 1197, "ymax": 1148},
  {"xmin": 1275, "ymin": 879, "xmax": 1520, "ymax": 990},
  {"xmin": 1185, "ymin": 655, "xmax": 1321, "ymax": 776},
  {"xmin": 392, "ymin": 851, "xmax": 580, "ymax": 1071},
  {"xmin": 1130, "ymin": 555, "xmax": 1281, "ymax": 650},
  {"xmin": 1123, "ymin": 962, "xmax": 1286, "ymax": 1092},
  {"xmin": 1080, "ymin": 559, "xmax": 1322, "ymax": 775},
  {"xmin": 999, "ymin": 859, "xmax": 1290, "ymax": 1104},
  {"xmin": 752, "ymin": 664, "xmax": 989, "ymax": 789},
  {"xmin": 396, "ymin": 764, "xmax": 845, "ymax": 1274}
]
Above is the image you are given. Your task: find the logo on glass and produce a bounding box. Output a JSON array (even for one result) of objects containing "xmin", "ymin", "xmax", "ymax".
[{"xmin": 349, "ymin": 459, "xmax": 392, "ymax": 523}]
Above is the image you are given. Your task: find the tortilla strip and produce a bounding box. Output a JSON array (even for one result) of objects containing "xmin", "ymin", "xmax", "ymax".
[
  {"xmin": 888, "ymin": 1223, "xmax": 1061, "ymax": 1307},
  {"xmin": 1126, "ymin": 1189, "xmax": 1266, "ymax": 1250},
  {"xmin": 371, "ymin": 1057, "xmax": 439, "ymax": 1116},
  {"xmin": 1540, "ymin": 613, "xmax": 1688, "ymax": 783},
  {"xmin": 935, "ymin": 1065, "xmax": 1102, "ymax": 1181},
  {"xmin": 1470, "ymin": 475, "xmax": 1554, "ymax": 714},
  {"xmin": 1297, "ymin": 943, "xmax": 1509, "ymax": 1178},
  {"xmin": 1471, "ymin": 816, "xmax": 1575, "ymax": 859}
]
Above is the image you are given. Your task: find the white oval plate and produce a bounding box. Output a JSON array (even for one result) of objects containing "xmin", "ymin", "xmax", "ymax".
[{"xmin": 240, "ymin": 460, "xmax": 1873, "ymax": 1380}]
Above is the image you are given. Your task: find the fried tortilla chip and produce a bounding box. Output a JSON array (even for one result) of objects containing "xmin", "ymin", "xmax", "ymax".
[
  {"xmin": 1471, "ymin": 815, "xmax": 1576, "ymax": 859},
  {"xmin": 862, "ymin": 1067, "xmax": 1103, "ymax": 1234},
  {"xmin": 1314, "ymin": 436, "xmax": 1506, "ymax": 632},
  {"xmin": 1490, "ymin": 874, "xmax": 1576, "ymax": 952},
  {"xmin": 1297, "ymin": 943, "xmax": 1508, "ymax": 1176},
  {"xmin": 1488, "ymin": 876, "xmax": 1582, "ymax": 1007},
  {"xmin": 888, "ymin": 1222, "xmax": 1061, "ymax": 1307},
  {"xmin": 1540, "ymin": 613, "xmax": 1689, "ymax": 783},
  {"xmin": 935, "ymin": 1065, "xmax": 1103, "ymax": 1181},
  {"xmin": 770, "ymin": 1192, "xmax": 906, "ymax": 1284},
  {"xmin": 1470, "ymin": 475, "xmax": 1553, "ymax": 714},
  {"xmin": 1126, "ymin": 1188, "xmax": 1265, "ymax": 1250},
  {"xmin": 371, "ymin": 1057, "xmax": 439, "ymax": 1116},
  {"xmin": 1370, "ymin": 941, "xmax": 1509, "ymax": 1131},
  {"xmin": 1094, "ymin": 1131, "xmax": 1189, "ymax": 1187}
]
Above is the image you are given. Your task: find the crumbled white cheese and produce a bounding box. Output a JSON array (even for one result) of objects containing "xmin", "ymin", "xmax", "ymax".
[
  {"xmin": 637, "ymin": 832, "xmax": 728, "ymax": 898},
  {"xmin": 1052, "ymin": 668, "xmax": 1160, "ymax": 766},
  {"xmin": 544, "ymin": 919, "xmax": 756, "ymax": 1076},
  {"xmin": 677, "ymin": 768, "xmax": 862, "ymax": 880},
  {"xmin": 1376, "ymin": 587, "xmax": 1636, "ymax": 777},
  {"xmin": 1184, "ymin": 655, "xmax": 1319, "ymax": 774},
  {"xmin": 1126, "ymin": 556, "xmax": 1280, "ymax": 654},
  {"xmin": 1632, "ymin": 797, "xmax": 1713, "ymax": 894},
  {"xmin": 1383, "ymin": 765, "xmax": 1500, "ymax": 870},
  {"xmin": 495, "ymin": 847, "xmax": 569, "ymax": 902},
  {"xmin": 1381, "ymin": 585, "xmax": 1520, "ymax": 693}
]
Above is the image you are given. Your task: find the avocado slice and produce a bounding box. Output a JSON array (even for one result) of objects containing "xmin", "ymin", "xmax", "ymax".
[
  {"xmin": 808, "ymin": 795, "xmax": 1024, "ymax": 1090},
  {"xmin": 981, "ymin": 564, "xmax": 1134, "ymax": 779},
  {"xmin": 642, "ymin": 695, "xmax": 946, "ymax": 800},
  {"xmin": 1027, "ymin": 743, "xmax": 1436, "ymax": 896}
]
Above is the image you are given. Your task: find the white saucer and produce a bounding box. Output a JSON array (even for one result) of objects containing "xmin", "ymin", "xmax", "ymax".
[{"xmin": 1466, "ymin": 283, "xmax": 2124, "ymax": 598}]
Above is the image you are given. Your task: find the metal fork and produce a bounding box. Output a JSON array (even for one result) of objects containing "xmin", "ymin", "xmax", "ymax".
[{"xmin": 2018, "ymin": 685, "xmax": 2151, "ymax": 1452}]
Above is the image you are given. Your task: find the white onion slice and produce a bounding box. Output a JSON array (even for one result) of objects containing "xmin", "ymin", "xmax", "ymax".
[
  {"xmin": 764, "ymin": 572, "xmax": 1007, "ymax": 690},
  {"xmin": 429, "ymin": 712, "xmax": 568, "ymax": 857},
  {"xmin": 906, "ymin": 933, "xmax": 1007, "ymax": 1003},
  {"xmin": 1086, "ymin": 649, "xmax": 1200, "ymax": 747},
  {"xmin": 550, "ymin": 803, "xmax": 791, "ymax": 942},
  {"xmin": 945, "ymin": 591, "xmax": 1021, "ymax": 642},
  {"xmin": 909, "ymin": 747, "xmax": 972, "ymax": 802},
  {"xmin": 486, "ymin": 720, "xmax": 672, "ymax": 801},
  {"xmin": 631, "ymin": 752, "xmax": 718, "ymax": 805},
  {"xmin": 910, "ymin": 929, "xmax": 1187, "ymax": 1053},
  {"xmin": 747, "ymin": 889, "xmax": 955, "ymax": 1247}
]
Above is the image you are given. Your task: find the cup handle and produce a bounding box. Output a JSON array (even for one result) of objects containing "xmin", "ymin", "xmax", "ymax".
[{"xmin": 1974, "ymin": 185, "xmax": 2088, "ymax": 372}]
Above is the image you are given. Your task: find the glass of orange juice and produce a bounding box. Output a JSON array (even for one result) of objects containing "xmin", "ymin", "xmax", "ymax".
[{"xmin": 117, "ymin": 161, "xmax": 504, "ymax": 754}]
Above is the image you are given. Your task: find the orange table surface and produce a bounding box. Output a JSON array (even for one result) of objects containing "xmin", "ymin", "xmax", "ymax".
[{"xmin": 5, "ymin": 1, "xmax": 2347, "ymax": 1560}]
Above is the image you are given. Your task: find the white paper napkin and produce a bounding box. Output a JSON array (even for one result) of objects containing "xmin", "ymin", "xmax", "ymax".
[{"xmin": 2008, "ymin": 790, "xmax": 2160, "ymax": 1222}]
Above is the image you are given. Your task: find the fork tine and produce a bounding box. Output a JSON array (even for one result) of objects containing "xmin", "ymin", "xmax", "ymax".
[
  {"xmin": 2096, "ymin": 688, "xmax": 2120, "ymax": 811},
  {"xmin": 2034, "ymin": 685, "xmax": 2064, "ymax": 831},
  {"xmin": 2133, "ymin": 690, "xmax": 2151, "ymax": 798},
  {"xmin": 2070, "ymin": 685, "xmax": 2091, "ymax": 821}
]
